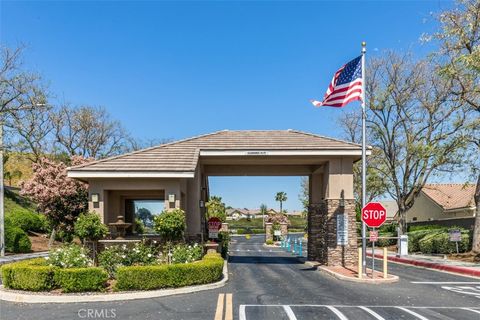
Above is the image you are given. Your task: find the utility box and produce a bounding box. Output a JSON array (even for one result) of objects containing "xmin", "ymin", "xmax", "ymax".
[{"xmin": 398, "ymin": 235, "xmax": 408, "ymax": 256}]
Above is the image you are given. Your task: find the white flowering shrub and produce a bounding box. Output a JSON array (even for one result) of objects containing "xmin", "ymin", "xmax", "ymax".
[
  {"xmin": 97, "ymin": 242, "xmax": 159, "ymax": 277},
  {"xmin": 171, "ymin": 243, "xmax": 202, "ymax": 264},
  {"xmin": 47, "ymin": 244, "xmax": 93, "ymax": 268}
]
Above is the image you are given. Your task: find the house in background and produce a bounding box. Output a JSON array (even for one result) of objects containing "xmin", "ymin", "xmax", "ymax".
[
  {"xmin": 226, "ymin": 208, "xmax": 278, "ymax": 220},
  {"xmin": 379, "ymin": 200, "xmax": 399, "ymax": 223},
  {"xmin": 405, "ymin": 184, "xmax": 476, "ymax": 229}
]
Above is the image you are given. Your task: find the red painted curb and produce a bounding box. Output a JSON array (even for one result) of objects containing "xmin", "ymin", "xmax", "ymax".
[{"xmin": 367, "ymin": 253, "xmax": 480, "ymax": 278}]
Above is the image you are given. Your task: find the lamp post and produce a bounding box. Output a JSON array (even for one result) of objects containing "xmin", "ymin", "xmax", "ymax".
[{"xmin": 0, "ymin": 103, "xmax": 46, "ymax": 257}]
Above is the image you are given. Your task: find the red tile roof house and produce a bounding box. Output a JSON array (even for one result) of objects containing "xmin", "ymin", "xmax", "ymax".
[{"xmin": 404, "ymin": 184, "xmax": 476, "ymax": 229}]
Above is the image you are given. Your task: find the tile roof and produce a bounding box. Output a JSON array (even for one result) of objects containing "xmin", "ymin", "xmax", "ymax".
[
  {"xmin": 422, "ymin": 184, "xmax": 476, "ymax": 211},
  {"xmin": 69, "ymin": 130, "xmax": 362, "ymax": 173}
]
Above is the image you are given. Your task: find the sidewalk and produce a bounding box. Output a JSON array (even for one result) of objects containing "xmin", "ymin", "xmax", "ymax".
[
  {"xmin": 0, "ymin": 252, "xmax": 48, "ymax": 266},
  {"xmin": 368, "ymin": 249, "xmax": 480, "ymax": 278}
]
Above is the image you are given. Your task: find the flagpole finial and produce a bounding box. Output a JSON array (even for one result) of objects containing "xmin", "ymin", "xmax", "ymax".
[{"xmin": 361, "ymin": 41, "xmax": 366, "ymax": 53}]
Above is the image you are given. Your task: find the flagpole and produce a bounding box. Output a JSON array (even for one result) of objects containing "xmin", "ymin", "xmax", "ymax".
[{"xmin": 361, "ymin": 41, "xmax": 367, "ymax": 275}]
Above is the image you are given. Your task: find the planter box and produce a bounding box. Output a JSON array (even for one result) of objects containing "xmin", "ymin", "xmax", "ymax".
[{"xmin": 204, "ymin": 243, "xmax": 220, "ymax": 254}]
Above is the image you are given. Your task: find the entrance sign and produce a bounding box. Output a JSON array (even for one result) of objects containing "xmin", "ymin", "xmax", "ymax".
[
  {"xmin": 361, "ymin": 202, "xmax": 387, "ymax": 228},
  {"xmin": 369, "ymin": 230, "xmax": 378, "ymax": 242},
  {"xmin": 336, "ymin": 214, "xmax": 348, "ymax": 246},
  {"xmin": 208, "ymin": 217, "xmax": 222, "ymax": 239}
]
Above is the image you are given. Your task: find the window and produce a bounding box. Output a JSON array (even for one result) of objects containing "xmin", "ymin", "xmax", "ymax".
[{"xmin": 125, "ymin": 199, "xmax": 165, "ymax": 233}]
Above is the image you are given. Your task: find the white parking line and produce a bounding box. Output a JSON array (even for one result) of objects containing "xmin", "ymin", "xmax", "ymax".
[
  {"xmin": 396, "ymin": 307, "xmax": 429, "ymax": 320},
  {"xmin": 411, "ymin": 281, "xmax": 480, "ymax": 285},
  {"xmin": 239, "ymin": 305, "xmax": 246, "ymax": 320},
  {"xmin": 463, "ymin": 307, "xmax": 480, "ymax": 315},
  {"xmin": 358, "ymin": 306, "xmax": 385, "ymax": 320},
  {"xmin": 325, "ymin": 306, "xmax": 348, "ymax": 320},
  {"xmin": 283, "ymin": 306, "xmax": 298, "ymax": 320}
]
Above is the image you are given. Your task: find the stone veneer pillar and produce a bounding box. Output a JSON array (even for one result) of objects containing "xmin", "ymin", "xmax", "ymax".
[
  {"xmin": 280, "ymin": 222, "xmax": 288, "ymax": 237},
  {"xmin": 307, "ymin": 199, "xmax": 358, "ymax": 267},
  {"xmin": 265, "ymin": 223, "xmax": 273, "ymax": 242}
]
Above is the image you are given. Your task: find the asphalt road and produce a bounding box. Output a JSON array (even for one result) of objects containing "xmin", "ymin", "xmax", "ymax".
[{"xmin": 1, "ymin": 234, "xmax": 480, "ymax": 320}]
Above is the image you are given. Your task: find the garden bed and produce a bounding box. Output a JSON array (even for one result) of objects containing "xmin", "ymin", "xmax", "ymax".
[{"xmin": 1, "ymin": 252, "xmax": 224, "ymax": 294}]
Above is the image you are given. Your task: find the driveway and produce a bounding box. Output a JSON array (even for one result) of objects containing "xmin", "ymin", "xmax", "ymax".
[{"xmin": 1, "ymin": 234, "xmax": 480, "ymax": 320}]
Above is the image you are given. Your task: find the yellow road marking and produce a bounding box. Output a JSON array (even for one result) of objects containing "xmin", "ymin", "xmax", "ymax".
[
  {"xmin": 214, "ymin": 293, "xmax": 225, "ymax": 320},
  {"xmin": 225, "ymin": 293, "xmax": 233, "ymax": 320}
]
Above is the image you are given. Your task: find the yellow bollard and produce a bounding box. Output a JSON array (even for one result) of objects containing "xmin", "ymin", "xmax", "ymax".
[
  {"xmin": 383, "ymin": 247, "xmax": 388, "ymax": 279},
  {"xmin": 358, "ymin": 247, "xmax": 362, "ymax": 279}
]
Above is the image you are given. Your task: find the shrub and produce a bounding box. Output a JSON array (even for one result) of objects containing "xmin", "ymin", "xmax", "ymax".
[
  {"xmin": 245, "ymin": 234, "xmax": 251, "ymax": 240},
  {"xmin": 5, "ymin": 209, "xmax": 45, "ymax": 233},
  {"xmin": 98, "ymin": 242, "xmax": 159, "ymax": 277},
  {"xmin": 153, "ymin": 209, "xmax": 186, "ymax": 241},
  {"xmin": 74, "ymin": 212, "xmax": 108, "ymax": 242},
  {"xmin": 5, "ymin": 224, "xmax": 31, "ymax": 253},
  {"xmin": 418, "ymin": 230, "xmax": 470, "ymax": 254},
  {"xmin": 218, "ymin": 231, "xmax": 230, "ymax": 258},
  {"xmin": 407, "ymin": 230, "xmax": 432, "ymax": 253},
  {"xmin": 1, "ymin": 258, "xmax": 55, "ymax": 291},
  {"xmin": 265, "ymin": 239, "xmax": 274, "ymax": 245},
  {"xmin": 134, "ymin": 218, "xmax": 145, "ymax": 234},
  {"xmin": 115, "ymin": 253, "xmax": 223, "ymax": 291},
  {"xmin": 54, "ymin": 267, "xmax": 108, "ymax": 293},
  {"xmin": 378, "ymin": 223, "xmax": 398, "ymax": 233},
  {"xmin": 47, "ymin": 244, "xmax": 93, "ymax": 268},
  {"xmin": 171, "ymin": 243, "xmax": 203, "ymax": 264},
  {"xmin": 376, "ymin": 232, "xmax": 397, "ymax": 247}
]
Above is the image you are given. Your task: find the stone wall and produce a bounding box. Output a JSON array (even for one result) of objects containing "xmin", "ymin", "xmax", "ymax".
[
  {"xmin": 265, "ymin": 223, "xmax": 273, "ymax": 242},
  {"xmin": 307, "ymin": 199, "xmax": 358, "ymax": 267}
]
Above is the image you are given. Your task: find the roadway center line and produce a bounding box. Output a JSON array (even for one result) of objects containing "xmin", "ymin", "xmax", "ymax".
[
  {"xmin": 358, "ymin": 306, "xmax": 385, "ymax": 320},
  {"xmin": 225, "ymin": 294, "xmax": 233, "ymax": 320},
  {"xmin": 325, "ymin": 306, "xmax": 348, "ymax": 320},
  {"xmin": 214, "ymin": 294, "xmax": 224, "ymax": 320},
  {"xmin": 283, "ymin": 306, "xmax": 298, "ymax": 320},
  {"xmin": 411, "ymin": 281, "xmax": 480, "ymax": 285},
  {"xmin": 396, "ymin": 307, "xmax": 429, "ymax": 320}
]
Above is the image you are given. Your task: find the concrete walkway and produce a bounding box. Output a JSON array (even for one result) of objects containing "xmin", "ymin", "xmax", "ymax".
[
  {"xmin": 369, "ymin": 249, "xmax": 480, "ymax": 278},
  {"xmin": 0, "ymin": 252, "xmax": 48, "ymax": 266}
]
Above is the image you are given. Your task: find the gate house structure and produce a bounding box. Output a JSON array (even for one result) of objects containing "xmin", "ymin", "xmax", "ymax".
[{"xmin": 68, "ymin": 130, "xmax": 369, "ymax": 267}]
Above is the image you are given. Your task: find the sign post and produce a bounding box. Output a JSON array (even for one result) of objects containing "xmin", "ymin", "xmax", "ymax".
[
  {"xmin": 208, "ymin": 217, "xmax": 222, "ymax": 240},
  {"xmin": 449, "ymin": 229, "xmax": 461, "ymax": 254},
  {"xmin": 362, "ymin": 202, "xmax": 387, "ymax": 277}
]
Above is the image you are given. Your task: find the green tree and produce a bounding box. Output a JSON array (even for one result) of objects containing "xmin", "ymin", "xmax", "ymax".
[
  {"xmin": 434, "ymin": 0, "xmax": 480, "ymax": 252},
  {"xmin": 298, "ymin": 177, "xmax": 309, "ymax": 213},
  {"xmin": 153, "ymin": 209, "xmax": 186, "ymax": 242},
  {"xmin": 275, "ymin": 192, "xmax": 287, "ymax": 214},
  {"xmin": 361, "ymin": 52, "xmax": 469, "ymax": 234},
  {"xmin": 206, "ymin": 196, "xmax": 227, "ymax": 222}
]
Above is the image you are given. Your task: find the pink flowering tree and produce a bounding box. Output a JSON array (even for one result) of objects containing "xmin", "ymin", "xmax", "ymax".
[{"xmin": 21, "ymin": 156, "xmax": 92, "ymax": 244}]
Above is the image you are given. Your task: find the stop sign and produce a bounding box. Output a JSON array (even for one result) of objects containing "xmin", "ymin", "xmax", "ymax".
[{"xmin": 361, "ymin": 202, "xmax": 387, "ymax": 228}]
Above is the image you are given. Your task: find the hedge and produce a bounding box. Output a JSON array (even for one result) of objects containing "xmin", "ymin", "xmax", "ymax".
[
  {"xmin": 407, "ymin": 230, "xmax": 433, "ymax": 253},
  {"xmin": 5, "ymin": 224, "xmax": 31, "ymax": 253},
  {"xmin": 1, "ymin": 258, "xmax": 108, "ymax": 292},
  {"xmin": 1, "ymin": 258, "xmax": 54, "ymax": 291},
  {"xmin": 54, "ymin": 267, "xmax": 108, "ymax": 293},
  {"xmin": 115, "ymin": 253, "xmax": 224, "ymax": 291},
  {"xmin": 418, "ymin": 230, "xmax": 470, "ymax": 254}
]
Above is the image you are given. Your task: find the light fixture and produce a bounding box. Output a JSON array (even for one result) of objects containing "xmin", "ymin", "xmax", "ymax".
[
  {"xmin": 168, "ymin": 194, "xmax": 176, "ymax": 203},
  {"xmin": 199, "ymin": 200, "xmax": 205, "ymax": 208},
  {"xmin": 91, "ymin": 193, "xmax": 99, "ymax": 203}
]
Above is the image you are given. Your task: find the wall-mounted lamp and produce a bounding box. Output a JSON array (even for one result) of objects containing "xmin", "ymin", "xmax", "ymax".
[
  {"xmin": 91, "ymin": 193, "xmax": 99, "ymax": 203},
  {"xmin": 168, "ymin": 194, "xmax": 176, "ymax": 203},
  {"xmin": 199, "ymin": 200, "xmax": 205, "ymax": 208}
]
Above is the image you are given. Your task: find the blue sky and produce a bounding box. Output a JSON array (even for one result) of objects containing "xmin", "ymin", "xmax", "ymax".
[{"xmin": 1, "ymin": 1, "xmax": 452, "ymax": 211}]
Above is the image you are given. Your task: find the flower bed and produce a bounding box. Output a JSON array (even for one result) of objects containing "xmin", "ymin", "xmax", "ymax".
[
  {"xmin": 1, "ymin": 243, "xmax": 224, "ymax": 294},
  {"xmin": 115, "ymin": 253, "xmax": 224, "ymax": 291}
]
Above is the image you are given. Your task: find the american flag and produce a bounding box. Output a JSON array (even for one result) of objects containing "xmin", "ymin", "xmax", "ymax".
[{"xmin": 310, "ymin": 56, "xmax": 363, "ymax": 107}]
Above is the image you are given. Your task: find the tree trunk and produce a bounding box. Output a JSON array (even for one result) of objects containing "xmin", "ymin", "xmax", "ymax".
[
  {"xmin": 397, "ymin": 209, "xmax": 407, "ymax": 235},
  {"xmin": 48, "ymin": 228, "xmax": 56, "ymax": 249},
  {"xmin": 280, "ymin": 202, "xmax": 283, "ymax": 214},
  {"xmin": 471, "ymin": 175, "xmax": 480, "ymax": 253}
]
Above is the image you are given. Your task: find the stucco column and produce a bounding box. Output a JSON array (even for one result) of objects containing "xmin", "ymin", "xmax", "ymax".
[{"xmin": 280, "ymin": 222, "xmax": 288, "ymax": 237}]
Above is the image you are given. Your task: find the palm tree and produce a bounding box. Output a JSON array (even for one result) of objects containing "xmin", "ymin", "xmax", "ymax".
[{"xmin": 275, "ymin": 192, "xmax": 287, "ymax": 213}]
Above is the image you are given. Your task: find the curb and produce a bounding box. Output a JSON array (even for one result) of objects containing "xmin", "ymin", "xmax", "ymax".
[
  {"xmin": 318, "ymin": 266, "xmax": 399, "ymax": 284},
  {"xmin": 0, "ymin": 262, "xmax": 228, "ymax": 304},
  {"xmin": 0, "ymin": 252, "xmax": 48, "ymax": 266},
  {"xmin": 368, "ymin": 253, "xmax": 480, "ymax": 278}
]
